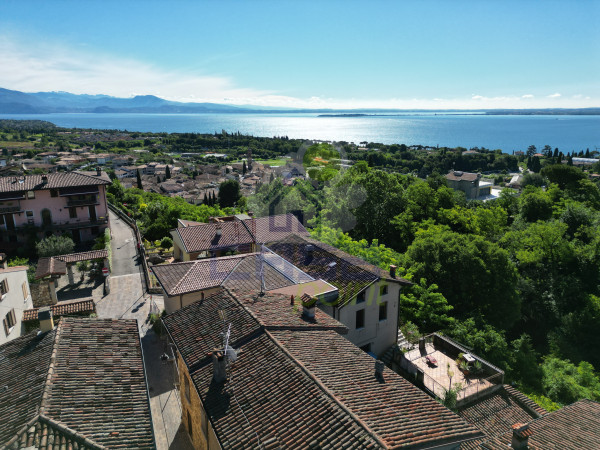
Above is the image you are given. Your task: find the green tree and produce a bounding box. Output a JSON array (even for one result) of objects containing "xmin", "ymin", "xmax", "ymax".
[
  {"xmin": 36, "ymin": 235, "xmax": 75, "ymax": 258},
  {"xmin": 399, "ymin": 278, "xmax": 455, "ymax": 332},
  {"xmin": 218, "ymin": 179, "xmax": 241, "ymax": 207},
  {"xmin": 165, "ymin": 164, "xmax": 171, "ymax": 179},
  {"xmin": 136, "ymin": 169, "xmax": 143, "ymax": 190},
  {"xmin": 519, "ymin": 187, "xmax": 553, "ymax": 222},
  {"xmin": 541, "ymin": 164, "xmax": 585, "ymax": 190},
  {"xmin": 405, "ymin": 226, "xmax": 520, "ymax": 329},
  {"xmin": 242, "ymin": 160, "xmax": 247, "ymax": 175},
  {"xmin": 541, "ymin": 357, "xmax": 600, "ymax": 405}
]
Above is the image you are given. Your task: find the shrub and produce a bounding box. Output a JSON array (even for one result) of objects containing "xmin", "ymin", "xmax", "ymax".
[
  {"xmin": 160, "ymin": 236, "xmax": 173, "ymax": 249},
  {"xmin": 36, "ymin": 235, "xmax": 75, "ymax": 258}
]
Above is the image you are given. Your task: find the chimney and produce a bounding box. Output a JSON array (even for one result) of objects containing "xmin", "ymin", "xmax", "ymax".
[
  {"xmin": 389, "ymin": 264, "xmax": 397, "ymax": 278},
  {"xmin": 375, "ymin": 360, "xmax": 385, "ymax": 381},
  {"xmin": 290, "ymin": 295, "xmax": 294, "ymax": 306},
  {"xmin": 215, "ymin": 223, "xmax": 222, "ymax": 237},
  {"xmin": 511, "ymin": 423, "xmax": 532, "ymax": 449},
  {"xmin": 96, "ymin": 167, "xmax": 101, "ymax": 176},
  {"xmin": 0, "ymin": 253, "xmax": 7, "ymax": 269},
  {"xmin": 305, "ymin": 244, "xmax": 314, "ymax": 258},
  {"xmin": 41, "ymin": 175, "xmax": 48, "ymax": 185},
  {"xmin": 211, "ymin": 349, "xmax": 227, "ymax": 383},
  {"xmin": 301, "ymin": 293, "xmax": 316, "ymax": 318},
  {"xmin": 247, "ymin": 211, "xmax": 254, "ymax": 217},
  {"xmin": 38, "ymin": 307, "xmax": 54, "ymax": 332}
]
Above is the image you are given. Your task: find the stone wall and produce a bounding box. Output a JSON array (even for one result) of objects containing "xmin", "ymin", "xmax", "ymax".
[
  {"xmin": 178, "ymin": 353, "xmax": 213, "ymax": 450},
  {"xmin": 30, "ymin": 282, "xmax": 53, "ymax": 308}
]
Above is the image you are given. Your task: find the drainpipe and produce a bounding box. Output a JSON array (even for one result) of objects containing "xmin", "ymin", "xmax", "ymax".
[{"xmin": 180, "ymin": 294, "xmax": 183, "ymax": 310}]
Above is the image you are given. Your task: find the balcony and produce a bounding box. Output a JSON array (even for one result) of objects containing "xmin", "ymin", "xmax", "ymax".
[
  {"xmin": 0, "ymin": 205, "xmax": 22, "ymax": 214},
  {"xmin": 66, "ymin": 197, "xmax": 100, "ymax": 207},
  {"xmin": 50, "ymin": 217, "xmax": 109, "ymax": 230}
]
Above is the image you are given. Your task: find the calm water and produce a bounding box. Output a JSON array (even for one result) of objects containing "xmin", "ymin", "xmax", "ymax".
[{"xmin": 1, "ymin": 112, "xmax": 599, "ymax": 153}]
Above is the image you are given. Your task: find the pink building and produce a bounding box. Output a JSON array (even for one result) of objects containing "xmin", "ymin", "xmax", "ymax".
[{"xmin": 0, "ymin": 169, "xmax": 111, "ymax": 249}]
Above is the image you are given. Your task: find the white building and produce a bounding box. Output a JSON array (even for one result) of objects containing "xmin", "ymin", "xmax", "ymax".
[{"xmin": 0, "ymin": 254, "xmax": 33, "ymax": 345}]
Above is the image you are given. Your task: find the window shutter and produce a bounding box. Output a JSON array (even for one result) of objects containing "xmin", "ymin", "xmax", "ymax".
[
  {"xmin": 3, "ymin": 318, "xmax": 8, "ymax": 336},
  {"xmin": 22, "ymin": 282, "xmax": 28, "ymax": 299}
]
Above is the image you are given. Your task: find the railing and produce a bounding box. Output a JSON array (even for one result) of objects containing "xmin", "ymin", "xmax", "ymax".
[
  {"xmin": 0, "ymin": 206, "xmax": 22, "ymax": 214},
  {"xmin": 51, "ymin": 217, "xmax": 108, "ymax": 230},
  {"xmin": 108, "ymin": 203, "xmax": 153, "ymax": 293},
  {"xmin": 66, "ymin": 198, "xmax": 99, "ymax": 206}
]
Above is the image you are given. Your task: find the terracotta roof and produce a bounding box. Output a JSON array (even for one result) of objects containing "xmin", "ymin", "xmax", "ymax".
[
  {"xmin": 241, "ymin": 213, "xmax": 310, "ymax": 243},
  {"xmin": 0, "ymin": 330, "xmax": 56, "ymax": 447},
  {"xmin": 481, "ymin": 399, "xmax": 600, "ymax": 449},
  {"xmin": 0, "ymin": 318, "xmax": 155, "ymax": 449},
  {"xmin": 272, "ymin": 329, "xmax": 483, "ymax": 449},
  {"xmin": 152, "ymin": 253, "xmax": 304, "ymax": 297},
  {"xmin": 0, "ymin": 265, "xmax": 28, "ymax": 274},
  {"xmin": 446, "ymin": 171, "xmax": 480, "ymax": 182},
  {"xmin": 0, "ymin": 171, "xmax": 110, "ymax": 193},
  {"xmin": 458, "ymin": 385, "xmax": 547, "ymax": 449},
  {"xmin": 35, "ymin": 256, "xmax": 67, "ymax": 279},
  {"xmin": 22, "ymin": 299, "xmax": 96, "ymax": 322},
  {"xmin": 267, "ymin": 234, "xmax": 410, "ymax": 307},
  {"xmin": 55, "ymin": 250, "xmax": 108, "ymax": 264},
  {"xmin": 174, "ymin": 220, "xmax": 254, "ymax": 253},
  {"xmin": 35, "ymin": 250, "xmax": 108, "ymax": 279},
  {"xmin": 163, "ymin": 288, "xmax": 481, "ymax": 449}
]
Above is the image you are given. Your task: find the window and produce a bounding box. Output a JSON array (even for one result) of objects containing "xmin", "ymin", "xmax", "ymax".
[
  {"xmin": 3, "ymin": 309, "xmax": 16, "ymax": 336},
  {"xmin": 69, "ymin": 207, "xmax": 77, "ymax": 219},
  {"xmin": 187, "ymin": 411, "xmax": 193, "ymax": 437},
  {"xmin": 379, "ymin": 302, "xmax": 388, "ymax": 321},
  {"xmin": 27, "ymin": 191, "xmax": 35, "ymax": 199},
  {"xmin": 355, "ymin": 309, "xmax": 365, "ymax": 329},
  {"xmin": 184, "ymin": 375, "xmax": 191, "ymax": 402},
  {"xmin": 91, "ymin": 226, "xmax": 99, "ymax": 235},
  {"xmin": 0, "ymin": 278, "xmax": 9, "ymax": 297},
  {"xmin": 26, "ymin": 211, "xmax": 33, "ymax": 217},
  {"xmin": 379, "ymin": 285, "xmax": 388, "ymax": 296},
  {"xmin": 21, "ymin": 281, "xmax": 29, "ymax": 300},
  {"xmin": 356, "ymin": 291, "xmax": 365, "ymax": 303},
  {"xmin": 50, "ymin": 189, "xmax": 58, "ymax": 197}
]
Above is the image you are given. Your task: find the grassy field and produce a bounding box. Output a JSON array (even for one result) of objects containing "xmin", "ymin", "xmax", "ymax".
[{"xmin": 254, "ymin": 158, "xmax": 290, "ymax": 166}]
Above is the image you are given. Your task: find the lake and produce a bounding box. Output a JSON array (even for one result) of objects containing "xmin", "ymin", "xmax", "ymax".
[{"xmin": 1, "ymin": 112, "xmax": 599, "ymax": 154}]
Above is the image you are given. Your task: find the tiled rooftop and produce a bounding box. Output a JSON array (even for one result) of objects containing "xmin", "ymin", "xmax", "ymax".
[
  {"xmin": 267, "ymin": 234, "xmax": 410, "ymax": 306},
  {"xmin": 446, "ymin": 171, "xmax": 480, "ymax": 182},
  {"xmin": 174, "ymin": 220, "xmax": 254, "ymax": 253},
  {"xmin": 0, "ymin": 171, "xmax": 110, "ymax": 193},
  {"xmin": 480, "ymin": 399, "xmax": 600, "ymax": 449},
  {"xmin": 22, "ymin": 298, "xmax": 96, "ymax": 322},
  {"xmin": 241, "ymin": 213, "xmax": 310, "ymax": 243},
  {"xmin": 35, "ymin": 250, "xmax": 108, "ymax": 279},
  {"xmin": 35, "ymin": 256, "xmax": 67, "ymax": 279},
  {"xmin": 0, "ymin": 330, "xmax": 56, "ymax": 447},
  {"xmin": 458, "ymin": 385, "xmax": 547, "ymax": 449},
  {"xmin": 163, "ymin": 288, "xmax": 482, "ymax": 449},
  {"xmin": 0, "ymin": 318, "xmax": 155, "ymax": 449},
  {"xmin": 272, "ymin": 329, "xmax": 483, "ymax": 449}
]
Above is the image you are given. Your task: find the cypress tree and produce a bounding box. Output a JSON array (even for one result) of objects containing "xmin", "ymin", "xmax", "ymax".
[
  {"xmin": 203, "ymin": 192, "xmax": 207, "ymax": 204},
  {"xmin": 243, "ymin": 160, "xmax": 247, "ymax": 175},
  {"xmin": 165, "ymin": 164, "xmax": 171, "ymax": 179},
  {"xmin": 136, "ymin": 169, "xmax": 143, "ymax": 190}
]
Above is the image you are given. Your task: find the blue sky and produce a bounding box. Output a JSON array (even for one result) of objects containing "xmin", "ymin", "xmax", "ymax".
[{"xmin": 1, "ymin": 0, "xmax": 598, "ymax": 108}]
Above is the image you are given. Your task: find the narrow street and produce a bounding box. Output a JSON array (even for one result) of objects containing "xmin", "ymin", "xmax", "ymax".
[{"xmin": 95, "ymin": 210, "xmax": 191, "ymax": 450}]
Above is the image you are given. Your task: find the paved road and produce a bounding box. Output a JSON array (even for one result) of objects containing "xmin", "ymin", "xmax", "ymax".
[
  {"xmin": 109, "ymin": 210, "xmax": 142, "ymax": 276},
  {"xmin": 97, "ymin": 210, "xmax": 186, "ymax": 449}
]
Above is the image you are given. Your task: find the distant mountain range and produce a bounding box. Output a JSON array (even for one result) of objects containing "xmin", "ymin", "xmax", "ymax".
[{"xmin": 1, "ymin": 87, "xmax": 599, "ymax": 115}]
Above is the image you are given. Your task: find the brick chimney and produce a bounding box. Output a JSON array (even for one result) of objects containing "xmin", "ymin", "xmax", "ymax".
[
  {"xmin": 0, "ymin": 253, "xmax": 7, "ymax": 269},
  {"xmin": 38, "ymin": 307, "xmax": 54, "ymax": 332},
  {"xmin": 211, "ymin": 349, "xmax": 227, "ymax": 383},
  {"xmin": 389, "ymin": 264, "xmax": 397, "ymax": 278},
  {"xmin": 511, "ymin": 423, "xmax": 533, "ymax": 449},
  {"xmin": 301, "ymin": 293, "xmax": 316, "ymax": 318},
  {"xmin": 215, "ymin": 223, "xmax": 222, "ymax": 237}
]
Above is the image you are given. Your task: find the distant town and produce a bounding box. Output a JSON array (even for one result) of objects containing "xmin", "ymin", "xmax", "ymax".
[{"xmin": 1, "ymin": 119, "xmax": 600, "ymax": 449}]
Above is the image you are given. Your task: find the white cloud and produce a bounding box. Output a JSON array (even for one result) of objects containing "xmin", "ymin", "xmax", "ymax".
[{"xmin": 0, "ymin": 34, "xmax": 596, "ymax": 110}]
